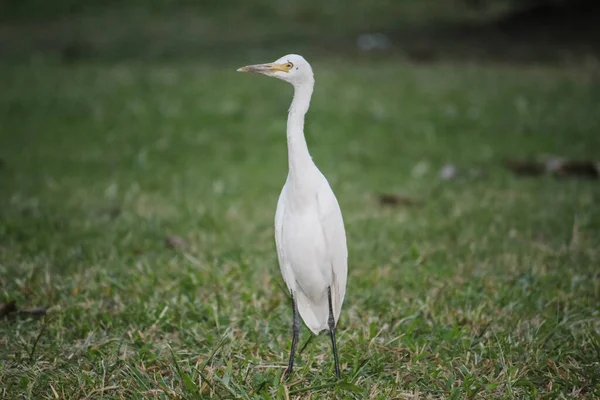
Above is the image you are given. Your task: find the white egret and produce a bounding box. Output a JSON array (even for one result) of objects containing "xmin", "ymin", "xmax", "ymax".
[{"xmin": 237, "ymin": 55, "xmax": 348, "ymax": 378}]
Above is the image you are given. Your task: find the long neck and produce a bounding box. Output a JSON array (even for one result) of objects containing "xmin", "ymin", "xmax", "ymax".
[{"xmin": 287, "ymin": 82, "xmax": 315, "ymax": 186}]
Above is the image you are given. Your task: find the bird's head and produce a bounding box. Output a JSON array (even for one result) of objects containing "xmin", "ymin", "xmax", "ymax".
[{"xmin": 237, "ymin": 54, "xmax": 314, "ymax": 87}]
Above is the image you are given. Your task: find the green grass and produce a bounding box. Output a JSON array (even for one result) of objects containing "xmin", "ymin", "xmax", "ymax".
[{"xmin": 0, "ymin": 58, "xmax": 599, "ymax": 399}]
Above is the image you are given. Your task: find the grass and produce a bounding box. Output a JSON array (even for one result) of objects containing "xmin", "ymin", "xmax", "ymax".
[{"xmin": 0, "ymin": 57, "xmax": 599, "ymax": 399}]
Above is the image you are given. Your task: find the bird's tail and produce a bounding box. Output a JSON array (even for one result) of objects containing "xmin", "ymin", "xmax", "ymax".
[{"xmin": 296, "ymin": 289, "xmax": 328, "ymax": 335}]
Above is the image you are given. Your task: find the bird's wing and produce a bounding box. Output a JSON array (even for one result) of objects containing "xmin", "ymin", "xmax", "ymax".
[
  {"xmin": 274, "ymin": 189, "xmax": 285, "ymax": 264},
  {"xmin": 275, "ymin": 184, "xmax": 294, "ymax": 292},
  {"xmin": 316, "ymin": 181, "xmax": 348, "ymax": 325}
]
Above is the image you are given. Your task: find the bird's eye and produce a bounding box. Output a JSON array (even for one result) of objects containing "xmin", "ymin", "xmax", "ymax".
[{"xmin": 287, "ymin": 62, "xmax": 293, "ymax": 69}]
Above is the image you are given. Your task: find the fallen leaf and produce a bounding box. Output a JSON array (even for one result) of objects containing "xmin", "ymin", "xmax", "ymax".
[
  {"xmin": 377, "ymin": 194, "xmax": 423, "ymax": 207},
  {"xmin": 506, "ymin": 158, "xmax": 599, "ymax": 179},
  {"xmin": 0, "ymin": 301, "xmax": 46, "ymax": 319},
  {"xmin": 165, "ymin": 236, "xmax": 188, "ymax": 250},
  {"xmin": 505, "ymin": 160, "xmax": 545, "ymax": 176},
  {"xmin": 19, "ymin": 307, "xmax": 47, "ymax": 317},
  {"xmin": 554, "ymin": 161, "xmax": 598, "ymax": 179},
  {"xmin": 0, "ymin": 301, "xmax": 17, "ymax": 317}
]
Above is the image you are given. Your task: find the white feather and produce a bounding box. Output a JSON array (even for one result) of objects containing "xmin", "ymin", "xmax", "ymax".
[{"xmin": 268, "ymin": 54, "xmax": 348, "ymax": 335}]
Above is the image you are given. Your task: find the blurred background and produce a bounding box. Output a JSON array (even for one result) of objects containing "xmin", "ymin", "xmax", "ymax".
[{"xmin": 1, "ymin": 0, "xmax": 599, "ymax": 63}]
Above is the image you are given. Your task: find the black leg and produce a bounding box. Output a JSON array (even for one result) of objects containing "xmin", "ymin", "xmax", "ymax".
[
  {"xmin": 285, "ymin": 293, "xmax": 300, "ymax": 377},
  {"xmin": 328, "ymin": 287, "xmax": 341, "ymax": 378}
]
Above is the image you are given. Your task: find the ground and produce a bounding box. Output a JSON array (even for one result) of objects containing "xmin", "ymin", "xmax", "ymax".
[{"xmin": 1, "ymin": 1, "xmax": 600, "ymax": 399}]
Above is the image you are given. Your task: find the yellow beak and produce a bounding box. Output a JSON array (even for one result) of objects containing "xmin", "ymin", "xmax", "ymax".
[{"xmin": 237, "ymin": 63, "xmax": 291, "ymax": 74}]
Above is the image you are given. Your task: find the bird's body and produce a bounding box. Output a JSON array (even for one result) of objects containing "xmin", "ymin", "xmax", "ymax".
[
  {"xmin": 275, "ymin": 170, "xmax": 347, "ymax": 334},
  {"xmin": 238, "ymin": 54, "xmax": 348, "ymax": 377}
]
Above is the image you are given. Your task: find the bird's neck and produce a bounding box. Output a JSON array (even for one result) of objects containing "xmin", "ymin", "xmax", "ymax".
[{"xmin": 287, "ymin": 82, "xmax": 317, "ymax": 193}]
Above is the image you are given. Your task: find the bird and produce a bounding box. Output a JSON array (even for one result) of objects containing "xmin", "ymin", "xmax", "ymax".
[{"xmin": 237, "ymin": 54, "xmax": 348, "ymax": 378}]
